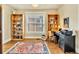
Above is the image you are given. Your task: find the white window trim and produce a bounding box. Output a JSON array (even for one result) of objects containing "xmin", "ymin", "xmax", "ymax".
[{"xmin": 25, "ymin": 12, "xmax": 46, "ymax": 34}]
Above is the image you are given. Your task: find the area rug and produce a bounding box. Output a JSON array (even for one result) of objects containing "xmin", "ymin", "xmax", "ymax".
[{"xmin": 6, "ymin": 42, "xmax": 50, "ymax": 54}]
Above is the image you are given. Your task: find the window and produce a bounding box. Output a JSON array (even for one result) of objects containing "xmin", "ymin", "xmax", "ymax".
[{"xmin": 26, "ymin": 13, "xmax": 45, "ymax": 33}]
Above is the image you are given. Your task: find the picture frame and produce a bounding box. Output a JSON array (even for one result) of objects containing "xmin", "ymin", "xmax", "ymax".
[{"xmin": 64, "ymin": 17, "xmax": 69, "ymax": 28}]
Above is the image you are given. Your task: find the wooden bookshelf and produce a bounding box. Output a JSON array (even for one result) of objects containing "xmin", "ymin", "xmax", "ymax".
[
  {"xmin": 48, "ymin": 15, "xmax": 59, "ymax": 32},
  {"xmin": 11, "ymin": 14, "xmax": 23, "ymax": 40}
]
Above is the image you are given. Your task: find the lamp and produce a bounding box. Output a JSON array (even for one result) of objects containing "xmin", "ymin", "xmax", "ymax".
[{"xmin": 58, "ymin": 25, "xmax": 61, "ymax": 28}]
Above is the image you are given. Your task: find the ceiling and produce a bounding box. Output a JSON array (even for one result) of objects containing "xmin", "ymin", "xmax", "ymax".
[{"xmin": 9, "ymin": 4, "xmax": 63, "ymax": 10}]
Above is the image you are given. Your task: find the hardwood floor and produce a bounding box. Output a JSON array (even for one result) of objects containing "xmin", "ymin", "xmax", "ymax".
[{"xmin": 3, "ymin": 39, "xmax": 64, "ymax": 54}]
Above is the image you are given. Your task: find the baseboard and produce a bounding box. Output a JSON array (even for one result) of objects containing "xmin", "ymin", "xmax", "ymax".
[
  {"xmin": 76, "ymin": 48, "xmax": 79, "ymax": 53},
  {"xmin": 2, "ymin": 39, "xmax": 11, "ymax": 44}
]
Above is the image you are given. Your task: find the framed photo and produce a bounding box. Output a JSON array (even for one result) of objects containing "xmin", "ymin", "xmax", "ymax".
[{"xmin": 64, "ymin": 17, "xmax": 69, "ymax": 28}]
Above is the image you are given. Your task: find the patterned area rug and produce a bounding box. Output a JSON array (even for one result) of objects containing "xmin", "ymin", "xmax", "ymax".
[{"xmin": 6, "ymin": 42, "xmax": 50, "ymax": 54}]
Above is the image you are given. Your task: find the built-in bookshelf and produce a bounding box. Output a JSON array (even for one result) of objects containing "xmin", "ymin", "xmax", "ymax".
[
  {"xmin": 11, "ymin": 14, "xmax": 23, "ymax": 40},
  {"xmin": 48, "ymin": 15, "xmax": 59, "ymax": 32}
]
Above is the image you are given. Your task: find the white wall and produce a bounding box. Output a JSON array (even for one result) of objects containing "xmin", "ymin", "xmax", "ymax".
[
  {"xmin": 1, "ymin": 5, "xmax": 58, "ymax": 42},
  {"xmin": 77, "ymin": 5, "xmax": 79, "ymax": 29},
  {"xmin": 75, "ymin": 5, "xmax": 79, "ymax": 53},
  {"xmin": 2, "ymin": 5, "xmax": 14, "ymax": 44},
  {"xmin": 15, "ymin": 9, "xmax": 58, "ymax": 38},
  {"xmin": 58, "ymin": 4, "xmax": 79, "ymax": 53},
  {"xmin": 58, "ymin": 4, "xmax": 78, "ymax": 31}
]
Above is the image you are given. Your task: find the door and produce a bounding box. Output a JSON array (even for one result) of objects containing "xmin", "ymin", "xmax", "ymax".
[{"xmin": 0, "ymin": 6, "xmax": 2, "ymax": 54}]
